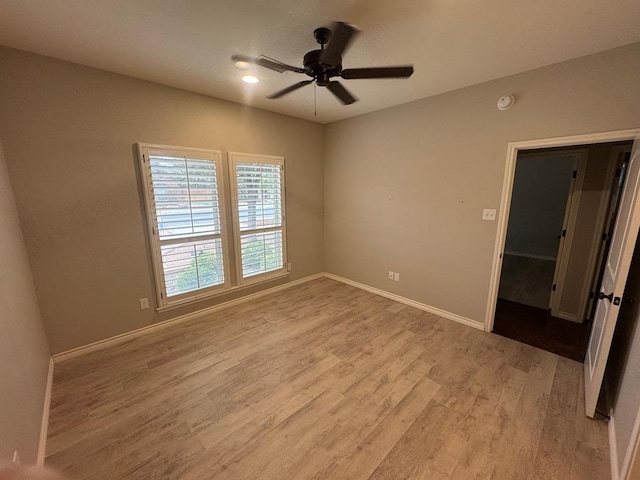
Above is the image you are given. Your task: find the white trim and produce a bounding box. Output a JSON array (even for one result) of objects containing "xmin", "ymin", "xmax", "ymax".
[
  {"xmin": 627, "ymin": 430, "xmax": 640, "ymax": 480},
  {"xmin": 228, "ymin": 152, "xmax": 288, "ymax": 286},
  {"xmin": 136, "ymin": 143, "xmax": 231, "ymax": 308},
  {"xmin": 53, "ymin": 273, "xmax": 324, "ymax": 363},
  {"xmin": 155, "ymin": 271, "xmax": 289, "ymax": 313},
  {"xmin": 618, "ymin": 402, "xmax": 640, "ymax": 480},
  {"xmin": 324, "ymin": 273, "xmax": 485, "ymax": 331},
  {"xmin": 501, "ymin": 129, "xmax": 640, "ymax": 151},
  {"xmin": 37, "ymin": 357, "xmax": 54, "ymax": 466},
  {"xmin": 555, "ymin": 311, "xmax": 579, "ymax": 323},
  {"xmin": 610, "ymin": 409, "xmax": 620, "ymax": 480},
  {"xmin": 486, "ymin": 128, "xmax": 640, "ymax": 332},
  {"xmin": 503, "ymin": 251, "xmax": 557, "ymax": 262},
  {"xmin": 53, "ymin": 271, "xmax": 486, "ymax": 364}
]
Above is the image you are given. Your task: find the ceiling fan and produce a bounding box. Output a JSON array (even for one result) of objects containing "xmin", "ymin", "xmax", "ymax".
[{"xmin": 231, "ymin": 22, "xmax": 414, "ymax": 105}]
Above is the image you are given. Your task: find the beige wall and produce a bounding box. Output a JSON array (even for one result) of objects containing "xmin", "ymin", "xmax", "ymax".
[
  {"xmin": 505, "ymin": 154, "xmax": 575, "ymax": 259},
  {"xmin": 607, "ymin": 233, "xmax": 640, "ymax": 479},
  {"xmin": 0, "ymin": 140, "xmax": 51, "ymax": 462},
  {"xmin": 324, "ymin": 42, "xmax": 640, "ymax": 324},
  {"xmin": 0, "ymin": 46, "xmax": 324, "ymax": 353}
]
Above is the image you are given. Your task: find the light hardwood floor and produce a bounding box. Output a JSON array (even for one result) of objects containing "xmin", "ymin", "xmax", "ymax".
[{"xmin": 46, "ymin": 278, "xmax": 610, "ymax": 479}]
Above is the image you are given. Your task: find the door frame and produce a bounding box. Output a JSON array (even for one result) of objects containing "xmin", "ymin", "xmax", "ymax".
[{"xmin": 485, "ymin": 128, "xmax": 640, "ymax": 332}]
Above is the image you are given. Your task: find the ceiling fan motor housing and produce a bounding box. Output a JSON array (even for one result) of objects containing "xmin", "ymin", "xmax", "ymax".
[{"xmin": 303, "ymin": 49, "xmax": 342, "ymax": 85}]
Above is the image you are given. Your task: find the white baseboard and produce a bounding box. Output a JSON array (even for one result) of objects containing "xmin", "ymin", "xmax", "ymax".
[
  {"xmin": 53, "ymin": 271, "xmax": 485, "ymax": 364},
  {"xmin": 556, "ymin": 311, "xmax": 580, "ymax": 323},
  {"xmin": 324, "ymin": 273, "xmax": 485, "ymax": 331},
  {"xmin": 503, "ymin": 250, "xmax": 557, "ymax": 262},
  {"xmin": 37, "ymin": 357, "xmax": 54, "ymax": 466},
  {"xmin": 615, "ymin": 401, "xmax": 640, "ymax": 480},
  {"xmin": 610, "ymin": 409, "xmax": 620, "ymax": 480},
  {"xmin": 53, "ymin": 273, "xmax": 324, "ymax": 363}
]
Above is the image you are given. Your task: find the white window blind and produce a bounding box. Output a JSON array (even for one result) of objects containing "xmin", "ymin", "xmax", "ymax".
[
  {"xmin": 230, "ymin": 153, "xmax": 287, "ymax": 283},
  {"xmin": 138, "ymin": 145, "xmax": 228, "ymax": 306}
]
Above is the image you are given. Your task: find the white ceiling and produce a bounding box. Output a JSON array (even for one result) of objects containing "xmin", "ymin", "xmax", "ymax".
[{"xmin": 1, "ymin": 0, "xmax": 639, "ymax": 124}]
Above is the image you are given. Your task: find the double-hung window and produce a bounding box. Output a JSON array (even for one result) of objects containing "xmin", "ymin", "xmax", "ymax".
[
  {"xmin": 138, "ymin": 145, "xmax": 229, "ymax": 306},
  {"xmin": 138, "ymin": 144, "xmax": 287, "ymax": 309},
  {"xmin": 229, "ymin": 153, "xmax": 287, "ymax": 284}
]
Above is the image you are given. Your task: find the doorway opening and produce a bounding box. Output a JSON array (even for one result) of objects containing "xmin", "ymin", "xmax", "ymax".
[{"xmin": 493, "ymin": 141, "xmax": 632, "ymax": 362}]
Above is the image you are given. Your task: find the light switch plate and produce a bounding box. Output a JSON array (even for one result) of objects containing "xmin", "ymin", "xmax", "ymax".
[{"xmin": 482, "ymin": 209, "xmax": 497, "ymax": 221}]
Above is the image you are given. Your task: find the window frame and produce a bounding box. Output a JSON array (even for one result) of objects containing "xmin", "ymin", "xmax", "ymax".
[
  {"xmin": 228, "ymin": 152, "xmax": 288, "ymax": 286},
  {"xmin": 137, "ymin": 143, "xmax": 232, "ymax": 309},
  {"xmin": 137, "ymin": 144, "xmax": 290, "ymax": 311}
]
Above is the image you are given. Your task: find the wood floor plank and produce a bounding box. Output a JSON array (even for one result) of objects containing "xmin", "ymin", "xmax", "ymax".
[
  {"xmin": 532, "ymin": 356, "xmax": 581, "ymax": 479},
  {"xmin": 45, "ymin": 278, "xmax": 610, "ymax": 480},
  {"xmin": 327, "ymin": 376, "xmax": 442, "ymax": 480}
]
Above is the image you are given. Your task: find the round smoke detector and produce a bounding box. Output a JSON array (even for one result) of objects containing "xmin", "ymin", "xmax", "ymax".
[{"xmin": 497, "ymin": 95, "xmax": 515, "ymax": 111}]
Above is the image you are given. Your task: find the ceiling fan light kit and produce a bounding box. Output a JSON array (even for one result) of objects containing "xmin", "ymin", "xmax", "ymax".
[
  {"xmin": 242, "ymin": 75, "xmax": 259, "ymax": 84},
  {"xmin": 234, "ymin": 60, "xmax": 251, "ymax": 70},
  {"xmin": 231, "ymin": 21, "xmax": 414, "ymax": 106}
]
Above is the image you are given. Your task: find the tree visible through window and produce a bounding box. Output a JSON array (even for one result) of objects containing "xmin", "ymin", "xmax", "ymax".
[
  {"xmin": 231, "ymin": 154, "xmax": 286, "ymax": 282},
  {"xmin": 138, "ymin": 145, "xmax": 228, "ymax": 305},
  {"xmin": 138, "ymin": 145, "xmax": 288, "ymax": 308}
]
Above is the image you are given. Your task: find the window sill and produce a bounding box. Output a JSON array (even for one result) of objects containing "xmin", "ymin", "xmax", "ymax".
[{"xmin": 155, "ymin": 271, "xmax": 290, "ymax": 313}]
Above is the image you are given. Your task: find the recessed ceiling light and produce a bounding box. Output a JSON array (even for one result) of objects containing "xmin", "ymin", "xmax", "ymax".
[
  {"xmin": 235, "ymin": 60, "xmax": 251, "ymax": 70},
  {"xmin": 242, "ymin": 75, "xmax": 259, "ymax": 84}
]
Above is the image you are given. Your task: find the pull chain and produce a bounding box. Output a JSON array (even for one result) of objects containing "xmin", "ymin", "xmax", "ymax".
[{"xmin": 314, "ymin": 83, "xmax": 317, "ymax": 116}]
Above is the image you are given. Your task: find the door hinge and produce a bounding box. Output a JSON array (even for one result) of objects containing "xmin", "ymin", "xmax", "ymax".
[
  {"xmin": 561, "ymin": 229, "xmax": 566, "ymax": 238},
  {"xmin": 589, "ymin": 291, "xmax": 595, "ymax": 299},
  {"xmin": 602, "ymin": 232, "xmax": 607, "ymax": 242},
  {"xmin": 572, "ymin": 170, "xmax": 577, "ymax": 178},
  {"xmin": 160, "ymin": 291, "xmax": 164, "ymax": 299},
  {"xmin": 143, "ymin": 154, "xmax": 146, "ymax": 163},
  {"xmin": 552, "ymin": 284, "xmax": 557, "ymax": 292}
]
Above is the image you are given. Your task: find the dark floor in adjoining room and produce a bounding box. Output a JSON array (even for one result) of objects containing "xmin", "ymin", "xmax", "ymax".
[{"xmin": 493, "ymin": 298, "xmax": 591, "ymax": 362}]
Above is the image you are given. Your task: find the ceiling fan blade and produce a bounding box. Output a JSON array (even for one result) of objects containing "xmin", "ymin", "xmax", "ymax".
[
  {"xmin": 320, "ymin": 22, "xmax": 360, "ymax": 67},
  {"xmin": 231, "ymin": 54, "xmax": 305, "ymax": 74},
  {"xmin": 267, "ymin": 80, "xmax": 313, "ymax": 99},
  {"xmin": 326, "ymin": 81, "xmax": 357, "ymax": 105},
  {"xmin": 341, "ymin": 66, "xmax": 414, "ymax": 80}
]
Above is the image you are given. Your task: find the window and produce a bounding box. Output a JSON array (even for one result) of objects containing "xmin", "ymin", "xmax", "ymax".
[
  {"xmin": 229, "ymin": 153, "xmax": 287, "ymax": 284},
  {"xmin": 138, "ymin": 144, "xmax": 287, "ymax": 309}
]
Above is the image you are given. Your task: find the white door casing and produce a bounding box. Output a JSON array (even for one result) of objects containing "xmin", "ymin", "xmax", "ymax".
[
  {"xmin": 487, "ymin": 129, "xmax": 640, "ymax": 334},
  {"xmin": 584, "ymin": 136, "xmax": 640, "ymax": 418}
]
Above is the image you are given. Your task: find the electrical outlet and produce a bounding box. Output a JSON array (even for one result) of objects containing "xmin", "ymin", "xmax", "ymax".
[
  {"xmin": 388, "ymin": 271, "xmax": 394, "ymax": 280},
  {"xmin": 394, "ymin": 272, "xmax": 400, "ymax": 282},
  {"xmin": 482, "ymin": 209, "xmax": 497, "ymax": 221},
  {"xmin": 12, "ymin": 450, "xmax": 19, "ymax": 464},
  {"xmin": 139, "ymin": 298, "xmax": 149, "ymax": 310}
]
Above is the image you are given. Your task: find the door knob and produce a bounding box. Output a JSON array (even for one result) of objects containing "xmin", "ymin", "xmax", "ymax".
[{"xmin": 599, "ymin": 292, "xmax": 614, "ymax": 302}]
